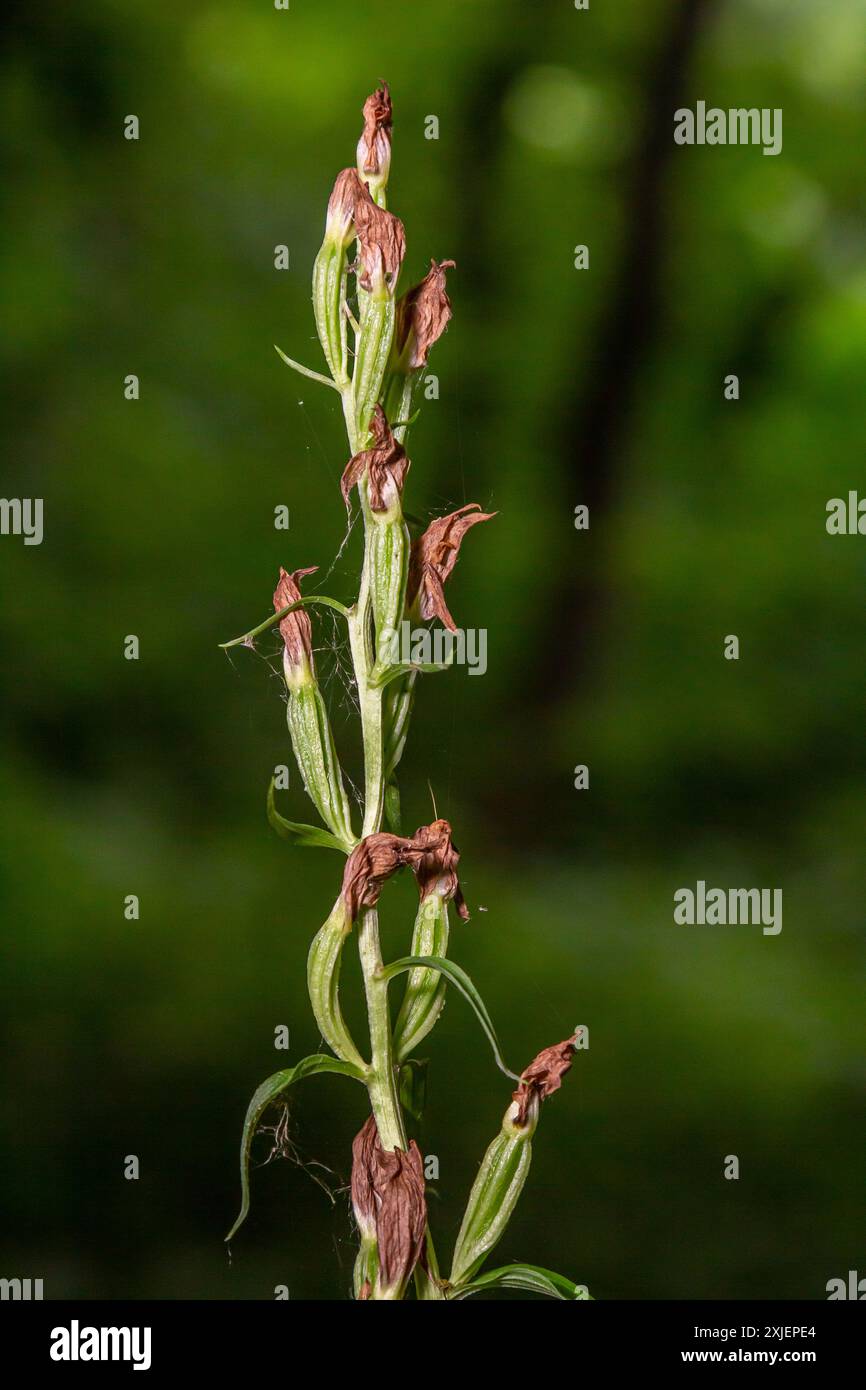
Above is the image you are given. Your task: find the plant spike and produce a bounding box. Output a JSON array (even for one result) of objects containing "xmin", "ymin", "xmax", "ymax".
[{"xmin": 223, "ymin": 84, "xmax": 589, "ymax": 1302}]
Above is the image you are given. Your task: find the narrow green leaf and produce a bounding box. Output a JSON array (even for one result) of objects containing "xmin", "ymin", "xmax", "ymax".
[
  {"xmin": 382, "ymin": 955, "xmax": 520, "ymax": 1081},
  {"xmin": 267, "ymin": 778, "xmax": 348, "ymax": 851},
  {"xmin": 219, "ymin": 594, "xmax": 349, "ymax": 650},
  {"xmin": 226, "ymin": 1054, "xmax": 365, "ymax": 1244},
  {"xmin": 450, "ymin": 1263, "xmax": 592, "ymax": 1301},
  {"xmin": 274, "ymin": 342, "xmax": 340, "ymax": 390}
]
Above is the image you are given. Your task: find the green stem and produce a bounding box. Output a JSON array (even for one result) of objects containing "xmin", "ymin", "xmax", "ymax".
[
  {"xmin": 341, "ymin": 231, "xmax": 445, "ymax": 1298},
  {"xmin": 357, "ymin": 907, "xmax": 406, "ymax": 1151}
]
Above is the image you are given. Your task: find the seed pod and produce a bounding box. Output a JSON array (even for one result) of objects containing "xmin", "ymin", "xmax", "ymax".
[
  {"xmin": 273, "ymin": 569, "xmax": 355, "ymax": 845},
  {"xmin": 392, "ymin": 890, "xmax": 450, "ymax": 1060},
  {"xmin": 307, "ymin": 899, "xmax": 366, "ymax": 1071},
  {"xmin": 370, "ymin": 512, "xmax": 408, "ymax": 671},
  {"xmin": 449, "ymin": 1034, "xmax": 578, "ymax": 1288},
  {"xmin": 449, "ymin": 1120, "xmax": 533, "ymax": 1288},
  {"xmin": 341, "ymin": 407, "xmax": 410, "ymax": 669},
  {"xmin": 287, "ymin": 683, "xmax": 355, "ymax": 847},
  {"xmin": 313, "ymin": 169, "xmax": 364, "ymax": 384}
]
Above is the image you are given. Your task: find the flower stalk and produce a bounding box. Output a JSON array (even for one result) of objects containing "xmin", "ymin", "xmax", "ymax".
[{"xmin": 225, "ymin": 84, "xmax": 589, "ymax": 1303}]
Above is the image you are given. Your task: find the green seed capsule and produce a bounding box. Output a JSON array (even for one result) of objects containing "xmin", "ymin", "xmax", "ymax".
[
  {"xmin": 287, "ymin": 684, "xmax": 355, "ymax": 846},
  {"xmin": 312, "ymin": 239, "xmax": 348, "ymax": 384},
  {"xmin": 353, "ymin": 290, "xmax": 395, "ymax": 439},
  {"xmin": 393, "ymin": 892, "xmax": 450, "ymax": 1060},
  {"xmin": 307, "ymin": 900, "xmax": 366, "ymax": 1071},
  {"xmin": 449, "ymin": 1110, "xmax": 534, "ymax": 1288},
  {"xmin": 370, "ymin": 512, "xmax": 408, "ymax": 672}
]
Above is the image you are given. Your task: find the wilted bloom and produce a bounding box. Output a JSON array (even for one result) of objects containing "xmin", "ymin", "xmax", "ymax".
[
  {"xmin": 340, "ymin": 820, "xmax": 465, "ymax": 921},
  {"xmin": 354, "ymin": 189, "xmax": 406, "ymax": 296},
  {"xmin": 324, "ymin": 167, "xmax": 365, "ymax": 248},
  {"xmin": 511, "ymin": 1035, "xmax": 578, "ymax": 1130},
  {"xmin": 450, "ymin": 1033, "xmax": 578, "ymax": 1287},
  {"xmin": 395, "ymin": 259, "xmax": 456, "ymax": 370},
  {"xmin": 411, "ymin": 817, "xmax": 469, "ymax": 920},
  {"xmin": 351, "ymin": 1114, "xmax": 426, "ymax": 1299},
  {"xmin": 341, "ymin": 404, "xmax": 410, "ymax": 514},
  {"xmin": 407, "ymin": 505, "xmax": 496, "ymax": 632},
  {"xmin": 273, "ymin": 566, "xmax": 317, "ymax": 689},
  {"xmin": 356, "ymin": 83, "xmax": 392, "ymax": 190}
]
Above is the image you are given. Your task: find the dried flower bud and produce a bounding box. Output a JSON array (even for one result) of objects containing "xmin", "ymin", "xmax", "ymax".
[
  {"xmin": 324, "ymin": 167, "xmax": 365, "ymax": 249},
  {"xmin": 340, "ymin": 404, "xmax": 410, "ymax": 514},
  {"xmin": 273, "ymin": 565, "xmax": 317, "ymax": 688},
  {"xmin": 407, "ymin": 505, "xmax": 496, "ymax": 633},
  {"xmin": 395, "ymin": 259, "xmax": 456, "ymax": 370},
  {"xmin": 354, "ymin": 191, "xmax": 406, "ymax": 297},
  {"xmin": 511, "ymin": 1035, "xmax": 577, "ymax": 1130},
  {"xmin": 356, "ymin": 83, "xmax": 392, "ymax": 192},
  {"xmin": 410, "ymin": 817, "xmax": 469, "ymax": 920},
  {"xmin": 351, "ymin": 1114, "xmax": 426, "ymax": 1299}
]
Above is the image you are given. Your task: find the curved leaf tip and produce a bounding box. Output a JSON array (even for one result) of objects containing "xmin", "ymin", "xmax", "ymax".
[{"xmin": 225, "ymin": 1054, "xmax": 364, "ymax": 1244}]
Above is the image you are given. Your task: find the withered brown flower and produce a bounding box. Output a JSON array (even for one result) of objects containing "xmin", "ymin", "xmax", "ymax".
[
  {"xmin": 410, "ymin": 817, "xmax": 469, "ymax": 921},
  {"xmin": 273, "ymin": 565, "xmax": 317, "ymax": 681},
  {"xmin": 407, "ymin": 504, "xmax": 496, "ymax": 632},
  {"xmin": 511, "ymin": 1035, "xmax": 577, "ymax": 1128},
  {"xmin": 357, "ymin": 83, "xmax": 392, "ymax": 179},
  {"xmin": 341, "ymin": 819, "xmax": 468, "ymax": 921},
  {"xmin": 354, "ymin": 190, "xmax": 406, "ymax": 295},
  {"xmin": 341, "ymin": 831, "xmax": 416, "ymax": 919},
  {"xmin": 396, "ymin": 259, "xmax": 456, "ymax": 370},
  {"xmin": 325, "ymin": 167, "xmax": 365, "ymax": 247},
  {"xmin": 351, "ymin": 1114, "xmax": 426, "ymax": 1298},
  {"xmin": 340, "ymin": 404, "xmax": 409, "ymax": 512}
]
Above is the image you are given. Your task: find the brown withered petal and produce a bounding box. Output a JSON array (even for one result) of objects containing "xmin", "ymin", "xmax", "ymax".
[
  {"xmin": 351, "ymin": 1115, "xmax": 378, "ymax": 1234},
  {"xmin": 358, "ymin": 1280, "xmax": 372, "ymax": 1301},
  {"xmin": 397, "ymin": 259, "xmax": 456, "ymax": 369},
  {"xmin": 326, "ymin": 167, "xmax": 365, "ymax": 243},
  {"xmin": 376, "ymin": 1139, "xmax": 426, "ymax": 1293},
  {"xmin": 341, "ymin": 820, "xmax": 462, "ymax": 921},
  {"xmin": 340, "ymin": 404, "xmax": 410, "ymax": 512},
  {"xmin": 358, "ymin": 83, "xmax": 392, "ymax": 176},
  {"xmin": 411, "ymin": 817, "xmax": 469, "ymax": 921},
  {"xmin": 352, "ymin": 1114, "xmax": 426, "ymax": 1295},
  {"xmin": 354, "ymin": 190, "xmax": 406, "ymax": 293},
  {"xmin": 341, "ymin": 831, "xmax": 417, "ymax": 919},
  {"xmin": 512, "ymin": 1035, "xmax": 577, "ymax": 1127},
  {"xmin": 407, "ymin": 505, "xmax": 496, "ymax": 633},
  {"xmin": 273, "ymin": 565, "xmax": 317, "ymax": 671}
]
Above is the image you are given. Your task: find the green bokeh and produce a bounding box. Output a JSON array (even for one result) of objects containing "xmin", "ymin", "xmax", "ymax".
[{"xmin": 2, "ymin": 0, "xmax": 864, "ymax": 1299}]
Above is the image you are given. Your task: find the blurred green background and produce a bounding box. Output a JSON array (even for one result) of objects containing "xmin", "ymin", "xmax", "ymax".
[{"xmin": 2, "ymin": 0, "xmax": 864, "ymax": 1299}]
